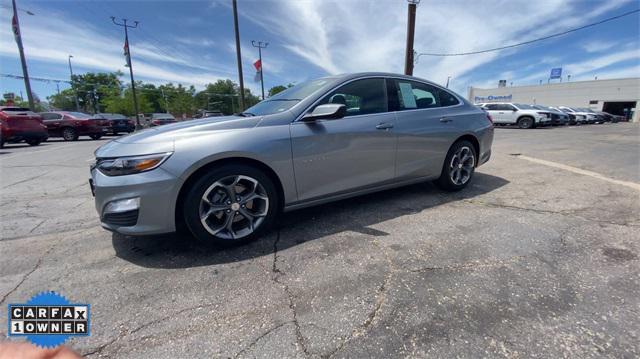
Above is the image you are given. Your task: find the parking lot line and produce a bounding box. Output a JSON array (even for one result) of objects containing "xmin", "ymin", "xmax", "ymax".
[
  {"xmin": 513, "ymin": 154, "xmax": 640, "ymax": 191},
  {"xmin": 0, "ymin": 143, "xmax": 77, "ymax": 160}
]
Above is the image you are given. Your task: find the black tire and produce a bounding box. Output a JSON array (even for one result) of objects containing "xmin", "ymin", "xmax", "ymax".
[
  {"xmin": 435, "ymin": 140, "xmax": 477, "ymax": 192},
  {"xmin": 183, "ymin": 164, "xmax": 279, "ymax": 247},
  {"xmin": 26, "ymin": 139, "xmax": 41, "ymax": 146},
  {"xmin": 90, "ymin": 134, "xmax": 102, "ymax": 140},
  {"xmin": 112, "ymin": 132, "xmax": 119, "ymax": 136},
  {"xmin": 517, "ymin": 116, "xmax": 534, "ymax": 129},
  {"xmin": 62, "ymin": 127, "xmax": 79, "ymax": 141}
]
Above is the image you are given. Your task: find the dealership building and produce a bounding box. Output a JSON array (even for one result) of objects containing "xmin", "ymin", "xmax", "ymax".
[{"xmin": 468, "ymin": 77, "xmax": 640, "ymax": 122}]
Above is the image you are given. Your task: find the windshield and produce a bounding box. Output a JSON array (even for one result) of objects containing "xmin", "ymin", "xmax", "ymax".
[
  {"xmin": 242, "ymin": 78, "xmax": 332, "ymax": 116},
  {"xmin": 99, "ymin": 114, "xmax": 127, "ymax": 120},
  {"xmin": 67, "ymin": 112, "xmax": 92, "ymax": 119},
  {"xmin": 514, "ymin": 103, "xmax": 536, "ymax": 110},
  {"xmin": 1, "ymin": 107, "xmax": 36, "ymax": 115}
]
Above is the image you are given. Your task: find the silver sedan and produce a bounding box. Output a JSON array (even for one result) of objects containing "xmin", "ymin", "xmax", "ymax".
[{"xmin": 90, "ymin": 73, "xmax": 494, "ymax": 245}]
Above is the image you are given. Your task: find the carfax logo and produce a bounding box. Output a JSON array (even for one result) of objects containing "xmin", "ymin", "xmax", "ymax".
[{"xmin": 7, "ymin": 291, "xmax": 90, "ymax": 348}]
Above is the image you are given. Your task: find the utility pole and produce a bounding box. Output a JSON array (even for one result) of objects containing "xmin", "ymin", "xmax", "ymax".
[
  {"xmin": 11, "ymin": 0, "xmax": 35, "ymax": 110},
  {"xmin": 445, "ymin": 76, "xmax": 451, "ymax": 88},
  {"xmin": 232, "ymin": 0, "xmax": 245, "ymax": 111},
  {"xmin": 404, "ymin": 0, "xmax": 420, "ymax": 76},
  {"xmin": 68, "ymin": 55, "xmax": 80, "ymax": 111},
  {"xmin": 251, "ymin": 40, "xmax": 268, "ymax": 100},
  {"xmin": 111, "ymin": 17, "xmax": 141, "ymax": 130},
  {"xmin": 160, "ymin": 88, "xmax": 169, "ymax": 113}
]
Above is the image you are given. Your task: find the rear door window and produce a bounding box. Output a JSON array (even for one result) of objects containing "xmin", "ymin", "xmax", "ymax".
[
  {"xmin": 438, "ymin": 89, "xmax": 460, "ymax": 107},
  {"xmin": 395, "ymin": 80, "xmax": 440, "ymax": 110}
]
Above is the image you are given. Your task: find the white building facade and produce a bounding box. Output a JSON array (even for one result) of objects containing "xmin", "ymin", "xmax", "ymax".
[{"xmin": 468, "ymin": 78, "xmax": 640, "ymax": 122}]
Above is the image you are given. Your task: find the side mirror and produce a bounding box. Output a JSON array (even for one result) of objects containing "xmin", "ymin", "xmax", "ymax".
[
  {"xmin": 302, "ymin": 104, "xmax": 346, "ymax": 121},
  {"xmin": 512, "ymin": 108, "xmax": 517, "ymax": 112}
]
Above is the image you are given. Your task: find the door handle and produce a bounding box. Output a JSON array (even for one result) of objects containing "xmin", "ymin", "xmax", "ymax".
[
  {"xmin": 376, "ymin": 123, "xmax": 394, "ymax": 130},
  {"xmin": 498, "ymin": 112, "xmax": 504, "ymax": 114},
  {"xmin": 439, "ymin": 118, "xmax": 452, "ymax": 123}
]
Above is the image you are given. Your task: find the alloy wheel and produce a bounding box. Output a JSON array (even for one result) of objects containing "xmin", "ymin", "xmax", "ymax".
[
  {"xmin": 199, "ymin": 175, "xmax": 269, "ymax": 240},
  {"xmin": 449, "ymin": 146, "xmax": 475, "ymax": 186}
]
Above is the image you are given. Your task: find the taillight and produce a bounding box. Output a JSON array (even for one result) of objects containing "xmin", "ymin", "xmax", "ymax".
[{"xmin": 152, "ymin": 120, "xmax": 161, "ymax": 125}]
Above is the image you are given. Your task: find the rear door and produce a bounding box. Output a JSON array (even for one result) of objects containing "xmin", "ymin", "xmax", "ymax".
[
  {"xmin": 290, "ymin": 77, "xmax": 397, "ymax": 201},
  {"xmin": 391, "ymin": 79, "xmax": 462, "ymax": 179},
  {"xmin": 483, "ymin": 104, "xmax": 504, "ymax": 123}
]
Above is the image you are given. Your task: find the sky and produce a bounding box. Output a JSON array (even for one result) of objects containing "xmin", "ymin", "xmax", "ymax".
[{"xmin": 0, "ymin": 0, "xmax": 639, "ymax": 102}]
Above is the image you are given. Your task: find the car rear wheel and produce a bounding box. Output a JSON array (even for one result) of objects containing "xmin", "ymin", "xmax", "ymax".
[
  {"xmin": 90, "ymin": 134, "xmax": 102, "ymax": 140},
  {"xmin": 62, "ymin": 127, "xmax": 79, "ymax": 141},
  {"xmin": 183, "ymin": 164, "xmax": 278, "ymax": 246},
  {"xmin": 517, "ymin": 116, "xmax": 534, "ymax": 129},
  {"xmin": 435, "ymin": 140, "xmax": 476, "ymax": 191},
  {"xmin": 26, "ymin": 139, "xmax": 41, "ymax": 146}
]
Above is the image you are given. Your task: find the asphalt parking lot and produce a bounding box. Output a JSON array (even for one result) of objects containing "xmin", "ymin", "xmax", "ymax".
[{"xmin": 1, "ymin": 123, "xmax": 639, "ymax": 358}]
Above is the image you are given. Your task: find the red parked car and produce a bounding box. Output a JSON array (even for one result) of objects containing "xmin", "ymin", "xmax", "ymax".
[
  {"xmin": 39, "ymin": 111, "xmax": 109, "ymax": 141},
  {"xmin": 0, "ymin": 106, "xmax": 49, "ymax": 148}
]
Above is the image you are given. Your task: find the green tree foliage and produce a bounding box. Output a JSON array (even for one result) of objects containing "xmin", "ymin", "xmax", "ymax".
[
  {"xmin": 46, "ymin": 71, "xmax": 265, "ymax": 117},
  {"xmin": 267, "ymin": 83, "xmax": 294, "ymax": 97},
  {"xmin": 103, "ymin": 82, "xmax": 153, "ymax": 116}
]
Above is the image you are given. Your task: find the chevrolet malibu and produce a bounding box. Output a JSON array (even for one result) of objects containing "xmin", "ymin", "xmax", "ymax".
[{"xmin": 91, "ymin": 73, "xmax": 494, "ymax": 245}]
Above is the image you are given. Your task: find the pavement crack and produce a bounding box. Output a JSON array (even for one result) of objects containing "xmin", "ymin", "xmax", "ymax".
[
  {"xmin": 0, "ymin": 246, "xmax": 53, "ymax": 305},
  {"xmin": 234, "ymin": 321, "xmax": 292, "ymax": 358},
  {"xmin": 270, "ymin": 228, "xmax": 310, "ymax": 357},
  {"xmin": 323, "ymin": 240, "xmax": 395, "ymax": 358},
  {"xmin": 410, "ymin": 255, "xmax": 525, "ymax": 273}
]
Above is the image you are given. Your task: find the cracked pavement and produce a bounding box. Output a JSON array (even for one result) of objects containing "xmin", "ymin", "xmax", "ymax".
[{"xmin": 1, "ymin": 124, "xmax": 639, "ymax": 358}]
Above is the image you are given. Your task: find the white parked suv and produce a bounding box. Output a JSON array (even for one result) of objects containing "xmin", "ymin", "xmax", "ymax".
[{"xmin": 478, "ymin": 103, "xmax": 551, "ymax": 129}]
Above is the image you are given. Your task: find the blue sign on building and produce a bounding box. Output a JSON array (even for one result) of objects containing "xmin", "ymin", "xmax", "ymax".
[{"xmin": 550, "ymin": 68, "xmax": 562, "ymax": 79}]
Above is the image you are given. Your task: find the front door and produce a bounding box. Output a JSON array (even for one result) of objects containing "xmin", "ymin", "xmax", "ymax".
[{"xmin": 290, "ymin": 78, "xmax": 397, "ymax": 201}]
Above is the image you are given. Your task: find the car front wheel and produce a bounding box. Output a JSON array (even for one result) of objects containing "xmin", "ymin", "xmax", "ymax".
[
  {"xmin": 435, "ymin": 140, "xmax": 476, "ymax": 191},
  {"xmin": 62, "ymin": 127, "xmax": 79, "ymax": 141},
  {"xmin": 183, "ymin": 165, "xmax": 278, "ymax": 246}
]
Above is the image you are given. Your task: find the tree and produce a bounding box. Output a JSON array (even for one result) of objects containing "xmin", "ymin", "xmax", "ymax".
[
  {"xmin": 70, "ymin": 71, "xmax": 123, "ymax": 113},
  {"xmin": 103, "ymin": 82, "xmax": 152, "ymax": 116},
  {"xmin": 47, "ymin": 89, "xmax": 77, "ymax": 111},
  {"xmin": 267, "ymin": 83, "xmax": 294, "ymax": 97}
]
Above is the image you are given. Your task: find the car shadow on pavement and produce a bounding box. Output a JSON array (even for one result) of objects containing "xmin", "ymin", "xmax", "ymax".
[{"xmin": 112, "ymin": 173, "xmax": 509, "ymax": 269}]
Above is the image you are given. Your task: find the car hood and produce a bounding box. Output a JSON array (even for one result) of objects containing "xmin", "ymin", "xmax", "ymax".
[
  {"xmin": 95, "ymin": 115, "xmax": 261, "ymax": 158},
  {"xmin": 116, "ymin": 115, "xmax": 261, "ymax": 144}
]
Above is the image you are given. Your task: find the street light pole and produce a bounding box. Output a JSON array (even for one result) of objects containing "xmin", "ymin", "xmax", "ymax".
[
  {"xmin": 232, "ymin": 0, "xmax": 245, "ymax": 111},
  {"xmin": 111, "ymin": 17, "xmax": 141, "ymax": 130},
  {"xmin": 11, "ymin": 0, "xmax": 35, "ymax": 110},
  {"xmin": 404, "ymin": 0, "xmax": 420, "ymax": 76},
  {"xmin": 68, "ymin": 55, "xmax": 80, "ymax": 111},
  {"xmin": 251, "ymin": 40, "xmax": 268, "ymax": 100}
]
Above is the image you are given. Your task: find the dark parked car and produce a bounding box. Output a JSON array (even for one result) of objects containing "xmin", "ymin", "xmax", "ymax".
[
  {"xmin": 0, "ymin": 106, "xmax": 48, "ymax": 148},
  {"xmin": 596, "ymin": 111, "xmax": 624, "ymax": 123},
  {"xmin": 93, "ymin": 113, "xmax": 135, "ymax": 135},
  {"xmin": 533, "ymin": 105, "xmax": 569, "ymax": 125},
  {"xmin": 147, "ymin": 113, "xmax": 177, "ymax": 126},
  {"xmin": 39, "ymin": 111, "xmax": 109, "ymax": 141}
]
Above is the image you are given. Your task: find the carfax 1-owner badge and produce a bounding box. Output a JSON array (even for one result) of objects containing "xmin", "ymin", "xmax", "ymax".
[{"xmin": 7, "ymin": 291, "xmax": 90, "ymax": 348}]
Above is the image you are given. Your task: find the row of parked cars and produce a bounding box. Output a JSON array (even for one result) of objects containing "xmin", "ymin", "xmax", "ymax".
[
  {"xmin": 476, "ymin": 102, "xmax": 627, "ymax": 129},
  {"xmin": 0, "ymin": 107, "xmax": 179, "ymax": 148}
]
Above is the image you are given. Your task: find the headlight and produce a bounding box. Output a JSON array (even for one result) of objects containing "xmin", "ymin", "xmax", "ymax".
[{"xmin": 96, "ymin": 152, "xmax": 172, "ymax": 176}]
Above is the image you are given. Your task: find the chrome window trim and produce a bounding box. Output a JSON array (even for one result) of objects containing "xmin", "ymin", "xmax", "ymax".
[{"xmin": 293, "ymin": 75, "xmax": 465, "ymax": 123}]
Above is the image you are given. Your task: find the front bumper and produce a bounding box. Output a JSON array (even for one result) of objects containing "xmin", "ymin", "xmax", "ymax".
[{"xmin": 90, "ymin": 165, "xmax": 183, "ymax": 235}]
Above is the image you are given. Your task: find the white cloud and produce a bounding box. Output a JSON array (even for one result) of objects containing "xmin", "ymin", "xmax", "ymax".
[
  {"xmin": 582, "ymin": 40, "xmax": 618, "ymax": 53},
  {"xmin": 0, "ymin": 4, "xmax": 236, "ymax": 88}
]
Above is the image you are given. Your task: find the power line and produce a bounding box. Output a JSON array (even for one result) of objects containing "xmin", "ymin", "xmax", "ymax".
[{"xmin": 417, "ymin": 8, "xmax": 640, "ymax": 57}]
